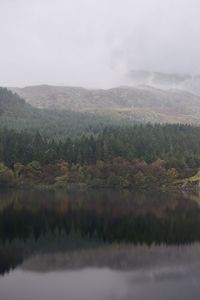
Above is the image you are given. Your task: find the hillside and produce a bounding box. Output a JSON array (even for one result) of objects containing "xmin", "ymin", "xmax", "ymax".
[
  {"xmin": 10, "ymin": 84, "xmax": 200, "ymax": 124},
  {"xmin": 0, "ymin": 88, "xmax": 33, "ymax": 117},
  {"xmin": 0, "ymin": 88, "xmax": 124, "ymax": 139}
]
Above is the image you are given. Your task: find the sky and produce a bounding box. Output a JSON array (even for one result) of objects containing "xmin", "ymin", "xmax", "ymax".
[{"xmin": 0, "ymin": 0, "xmax": 200, "ymax": 88}]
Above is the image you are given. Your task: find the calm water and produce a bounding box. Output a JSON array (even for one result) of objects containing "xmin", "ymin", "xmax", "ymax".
[{"xmin": 1, "ymin": 188, "xmax": 200, "ymax": 300}]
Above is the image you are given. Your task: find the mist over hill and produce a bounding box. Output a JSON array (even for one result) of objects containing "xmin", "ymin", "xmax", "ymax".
[
  {"xmin": 128, "ymin": 70, "xmax": 200, "ymax": 95},
  {"xmin": 0, "ymin": 87, "xmax": 124, "ymax": 139},
  {"xmin": 10, "ymin": 72, "xmax": 200, "ymax": 124}
]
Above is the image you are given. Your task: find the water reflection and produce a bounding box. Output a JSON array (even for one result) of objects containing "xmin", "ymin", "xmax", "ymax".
[
  {"xmin": 1, "ymin": 189, "xmax": 200, "ymax": 299},
  {"xmin": 0, "ymin": 189, "xmax": 200, "ymax": 246}
]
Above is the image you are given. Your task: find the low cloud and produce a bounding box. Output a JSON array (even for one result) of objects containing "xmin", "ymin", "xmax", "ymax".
[{"xmin": 0, "ymin": 0, "xmax": 200, "ymax": 88}]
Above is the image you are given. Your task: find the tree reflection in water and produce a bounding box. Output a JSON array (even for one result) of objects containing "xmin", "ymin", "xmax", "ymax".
[{"xmin": 0, "ymin": 189, "xmax": 200, "ymax": 275}]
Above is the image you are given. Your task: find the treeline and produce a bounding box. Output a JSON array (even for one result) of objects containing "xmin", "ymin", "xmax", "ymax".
[
  {"xmin": 0, "ymin": 124, "xmax": 200, "ymax": 169},
  {"xmin": 0, "ymin": 158, "xmax": 181, "ymax": 188},
  {"xmin": 0, "ymin": 124, "xmax": 199, "ymax": 188}
]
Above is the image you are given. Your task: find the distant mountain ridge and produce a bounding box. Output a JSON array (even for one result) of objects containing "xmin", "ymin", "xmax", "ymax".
[{"xmin": 9, "ymin": 80, "xmax": 200, "ymax": 124}]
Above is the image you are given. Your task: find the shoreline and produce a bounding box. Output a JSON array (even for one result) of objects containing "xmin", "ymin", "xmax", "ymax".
[{"xmin": 1, "ymin": 180, "xmax": 199, "ymax": 193}]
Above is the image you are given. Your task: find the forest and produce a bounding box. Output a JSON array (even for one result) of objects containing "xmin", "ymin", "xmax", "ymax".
[
  {"xmin": 1, "ymin": 87, "xmax": 200, "ymax": 189},
  {"xmin": 0, "ymin": 124, "xmax": 199, "ymax": 189}
]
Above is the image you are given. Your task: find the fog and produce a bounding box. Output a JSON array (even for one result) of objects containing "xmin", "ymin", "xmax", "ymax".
[{"xmin": 0, "ymin": 0, "xmax": 200, "ymax": 88}]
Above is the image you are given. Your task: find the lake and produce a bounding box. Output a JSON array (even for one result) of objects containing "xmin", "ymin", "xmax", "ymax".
[{"xmin": 0, "ymin": 188, "xmax": 200, "ymax": 300}]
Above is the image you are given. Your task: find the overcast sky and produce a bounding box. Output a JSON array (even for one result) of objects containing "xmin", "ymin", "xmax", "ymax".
[{"xmin": 0, "ymin": 0, "xmax": 200, "ymax": 88}]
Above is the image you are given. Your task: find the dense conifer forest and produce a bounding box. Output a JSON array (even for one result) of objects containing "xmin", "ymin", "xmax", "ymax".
[
  {"xmin": 0, "ymin": 124, "xmax": 199, "ymax": 189},
  {"xmin": 0, "ymin": 124, "xmax": 200, "ymax": 168}
]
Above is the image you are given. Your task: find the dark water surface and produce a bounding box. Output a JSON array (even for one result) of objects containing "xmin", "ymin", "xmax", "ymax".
[{"xmin": 1, "ymin": 189, "xmax": 200, "ymax": 300}]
